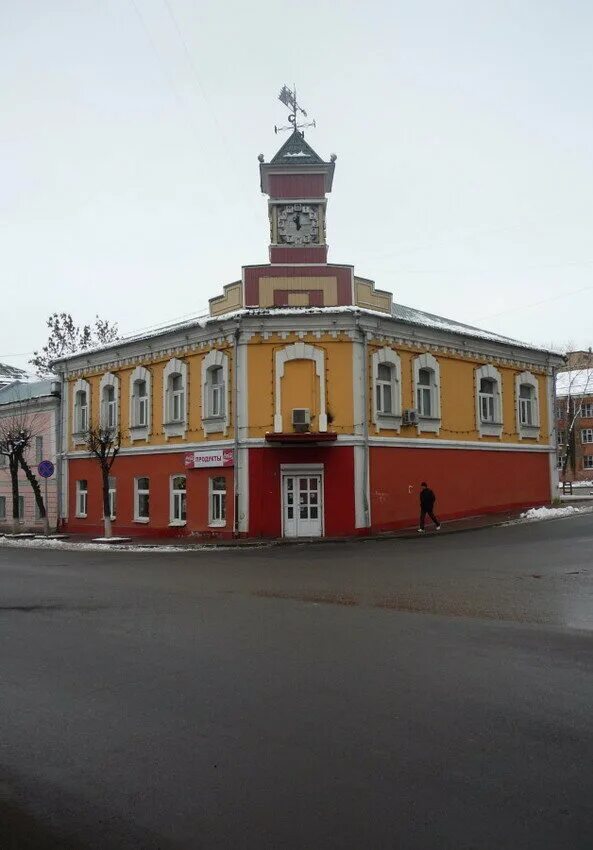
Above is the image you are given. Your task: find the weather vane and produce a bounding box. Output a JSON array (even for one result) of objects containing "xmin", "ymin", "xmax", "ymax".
[{"xmin": 274, "ymin": 85, "xmax": 316, "ymax": 136}]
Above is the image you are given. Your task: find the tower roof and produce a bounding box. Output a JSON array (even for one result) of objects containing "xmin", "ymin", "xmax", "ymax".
[
  {"xmin": 260, "ymin": 130, "xmax": 335, "ymax": 193},
  {"xmin": 270, "ymin": 130, "xmax": 325, "ymax": 166}
]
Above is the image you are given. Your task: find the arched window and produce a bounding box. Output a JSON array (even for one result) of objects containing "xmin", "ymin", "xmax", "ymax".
[
  {"xmin": 515, "ymin": 371, "xmax": 540, "ymax": 438},
  {"xmin": 129, "ymin": 366, "xmax": 151, "ymax": 439},
  {"xmin": 163, "ymin": 358, "xmax": 187, "ymax": 438},
  {"xmin": 202, "ymin": 349, "xmax": 230, "ymax": 434},
  {"xmin": 475, "ymin": 364, "xmax": 503, "ymax": 437},
  {"xmin": 99, "ymin": 373, "xmax": 120, "ymax": 431},
  {"xmin": 72, "ymin": 378, "xmax": 91, "ymax": 443},
  {"xmin": 413, "ymin": 353, "xmax": 441, "ymax": 433},
  {"xmin": 371, "ymin": 347, "xmax": 402, "ymax": 431}
]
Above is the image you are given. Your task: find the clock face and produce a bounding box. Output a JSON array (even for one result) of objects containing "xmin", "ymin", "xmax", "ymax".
[{"xmin": 277, "ymin": 204, "xmax": 319, "ymax": 245}]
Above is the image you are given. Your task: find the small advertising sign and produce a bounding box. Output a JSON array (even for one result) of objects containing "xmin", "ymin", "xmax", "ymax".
[{"xmin": 185, "ymin": 449, "xmax": 234, "ymax": 469}]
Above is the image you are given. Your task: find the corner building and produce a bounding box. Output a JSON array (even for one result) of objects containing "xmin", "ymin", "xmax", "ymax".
[{"xmin": 56, "ymin": 131, "xmax": 563, "ymax": 538}]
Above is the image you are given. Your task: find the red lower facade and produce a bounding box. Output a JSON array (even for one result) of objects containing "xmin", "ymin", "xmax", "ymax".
[{"xmin": 64, "ymin": 445, "xmax": 552, "ymax": 539}]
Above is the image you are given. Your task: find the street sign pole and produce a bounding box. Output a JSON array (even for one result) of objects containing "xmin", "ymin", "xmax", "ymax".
[
  {"xmin": 44, "ymin": 476, "xmax": 49, "ymax": 536},
  {"xmin": 37, "ymin": 460, "xmax": 55, "ymax": 536}
]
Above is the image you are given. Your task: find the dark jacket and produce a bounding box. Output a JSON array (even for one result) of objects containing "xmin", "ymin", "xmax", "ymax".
[{"xmin": 420, "ymin": 488, "xmax": 436, "ymax": 511}]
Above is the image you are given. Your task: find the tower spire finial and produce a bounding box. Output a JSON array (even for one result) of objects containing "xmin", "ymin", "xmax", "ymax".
[{"xmin": 274, "ymin": 84, "xmax": 316, "ymax": 136}]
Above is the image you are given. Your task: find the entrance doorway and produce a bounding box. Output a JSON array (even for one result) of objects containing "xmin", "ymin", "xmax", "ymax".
[{"xmin": 282, "ymin": 471, "xmax": 323, "ymax": 537}]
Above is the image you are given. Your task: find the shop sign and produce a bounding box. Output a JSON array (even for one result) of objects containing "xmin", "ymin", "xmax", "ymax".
[{"xmin": 185, "ymin": 449, "xmax": 234, "ymax": 469}]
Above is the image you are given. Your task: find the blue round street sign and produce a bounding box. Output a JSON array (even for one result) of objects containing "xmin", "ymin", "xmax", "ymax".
[{"xmin": 38, "ymin": 460, "xmax": 55, "ymax": 479}]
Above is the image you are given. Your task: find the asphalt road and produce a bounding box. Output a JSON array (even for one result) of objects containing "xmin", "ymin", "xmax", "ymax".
[{"xmin": 1, "ymin": 515, "xmax": 593, "ymax": 849}]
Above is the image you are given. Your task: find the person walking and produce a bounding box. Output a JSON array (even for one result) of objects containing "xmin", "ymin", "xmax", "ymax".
[{"xmin": 418, "ymin": 482, "xmax": 441, "ymax": 533}]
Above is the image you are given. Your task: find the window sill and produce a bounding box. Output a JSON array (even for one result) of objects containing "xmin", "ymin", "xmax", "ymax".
[
  {"xmin": 208, "ymin": 520, "xmax": 226, "ymax": 528},
  {"xmin": 164, "ymin": 421, "xmax": 186, "ymax": 439},
  {"xmin": 479, "ymin": 422, "xmax": 503, "ymax": 437},
  {"xmin": 417, "ymin": 416, "xmax": 441, "ymax": 434},
  {"xmin": 169, "ymin": 520, "xmax": 187, "ymax": 527},
  {"xmin": 130, "ymin": 425, "xmax": 149, "ymax": 441},
  {"xmin": 202, "ymin": 416, "xmax": 227, "ymax": 435},
  {"xmin": 519, "ymin": 424, "xmax": 540, "ymax": 439},
  {"xmin": 75, "ymin": 514, "xmax": 87, "ymax": 519},
  {"xmin": 134, "ymin": 516, "xmax": 150, "ymax": 524}
]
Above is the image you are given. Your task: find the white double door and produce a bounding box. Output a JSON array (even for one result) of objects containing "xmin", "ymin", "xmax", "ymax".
[{"xmin": 282, "ymin": 472, "xmax": 323, "ymax": 537}]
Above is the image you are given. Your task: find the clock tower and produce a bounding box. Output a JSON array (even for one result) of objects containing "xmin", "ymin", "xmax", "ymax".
[{"xmin": 259, "ymin": 130, "xmax": 335, "ymax": 265}]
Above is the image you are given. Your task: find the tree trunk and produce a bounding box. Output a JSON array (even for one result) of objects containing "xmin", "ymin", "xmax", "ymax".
[
  {"xmin": 18, "ymin": 455, "xmax": 48, "ymax": 533},
  {"xmin": 9, "ymin": 456, "xmax": 20, "ymax": 534},
  {"xmin": 102, "ymin": 466, "xmax": 112, "ymax": 539}
]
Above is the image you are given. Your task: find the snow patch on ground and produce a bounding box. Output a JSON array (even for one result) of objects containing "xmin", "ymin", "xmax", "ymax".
[
  {"xmin": 520, "ymin": 505, "xmax": 584, "ymax": 521},
  {"xmin": 0, "ymin": 536, "xmax": 241, "ymax": 553}
]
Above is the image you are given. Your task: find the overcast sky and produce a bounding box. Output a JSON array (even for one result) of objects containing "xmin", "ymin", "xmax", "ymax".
[{"xmin": 2, "ymin": 1, "xmax": 593, "ymax": 372}]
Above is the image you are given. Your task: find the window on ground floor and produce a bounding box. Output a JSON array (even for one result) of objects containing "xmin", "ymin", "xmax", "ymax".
[
  {"xmin": 108, "ymin": 476, "xmax": 116, "ymax": 520},
  {"xmin": 170, "ymin": 475, "xmax": 186, "ymax": 524},
  {"xmin": 209, "ymin": 476, "xmax": 227, "ymax": 526},
  {"xmin": 583, "ymin": 456, "xmax": 593, "ymax": 469},
  {"xmin": 35, "ymin": 500, "xmax": 43, "ymax": 521},
  {"xmin": 0, "ymin": 495, "xmax": 5, "ymax": 519},
  {"xmin": 76, "ymin": 480, "xmax": 88, "ymax": 517},
  {"xmin": 134, "ymin": 477, "xmax": 150, "ymax": 521},
  {"xmin": 17, "ymin": 495, "xmax": 24, "ymax": 519},
  {"xmin": 581, "ymin": 428, "xmax": 593, "ymax": 444}
]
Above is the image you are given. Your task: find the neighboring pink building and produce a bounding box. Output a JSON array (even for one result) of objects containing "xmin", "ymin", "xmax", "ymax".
[{"xmin": 0, "ymin": 380, "xmax": 61, "ymax": 532}]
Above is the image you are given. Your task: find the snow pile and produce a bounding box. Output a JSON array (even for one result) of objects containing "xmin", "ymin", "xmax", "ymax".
[
  {"xmin": 520, "ymin": 505, "xmax": 582, "ymax": 522},
  {"xmin": 0, "ymin": 536, "xmax": 241, "ymax": 553}
]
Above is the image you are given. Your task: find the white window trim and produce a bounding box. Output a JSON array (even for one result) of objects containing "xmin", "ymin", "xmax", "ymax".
[
  {"xmin": 201, "ymin": 349, "xmax": 230, "ymax": 435},
  {"xmin": 169, "ymin": 474, "xmax": 187, "ymax": 526},
  {"xmin": 75, "ymin": 480, "xmax": 88, "ymax": 518},
  {"xmin": 163, "ymin": 358, "xmax": 188, "ymax": 438},
  {"xmin": 515, "ymin": 371, "xmax": 540, "ymax": 438},
  {"xmin": 413, "ymin": 353, "xmax": 441, "ymax": 434},
  {"xmin": 372, "ymin": 347, "xmax": 402, "ymax": 432},
  {"xmin": 129, "ymin": 366, "xmax": 151, "ymax": 442},
  {"xmin": 208, "ymin": 476, "xmax": 227, "ymax": 527},
  {"xmin": 274, "ymin": 342, "xmax": 327, "ymax": 433},
  {"xmin": 99, "ymin": 372, "xmax": 120, "ymax": 431},
  {"xmin": 475, "ymin": 364, "xmax": 503, "ymax": 438},
  {"xmin": 72, "ymin": 378, "xmax": 91, "ymax": 445},
  {"xmin": 581, "ymin": 428, "xmax": 593, "ymax": 444},
  {"xmin": 134, "ymin": 476, "xmax": 150, "ymax": 523}
]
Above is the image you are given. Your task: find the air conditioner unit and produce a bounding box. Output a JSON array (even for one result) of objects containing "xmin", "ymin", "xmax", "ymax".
[
  {"xmin": 402, "ymin": 409, "xmax": 419, "ymax": 426},
  {"xmin": 292, "ymin": 408, "xmax": 311, "ymax": 432}
]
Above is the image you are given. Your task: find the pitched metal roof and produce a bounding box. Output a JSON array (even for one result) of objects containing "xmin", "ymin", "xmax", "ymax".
[
  {"xmin": 270, "ymin": 130, "xmax": 325, "ymax": 166},
  {"xmin": 0, "ymin": 380, "xmax": 57, "ymax": 406}
]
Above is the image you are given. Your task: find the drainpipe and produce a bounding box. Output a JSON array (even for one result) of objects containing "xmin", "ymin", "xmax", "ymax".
[
  {"xmin": 54, "ymin": 374, "xmax": 64, "ymax": 531},
  {"xmin": 356, "ymin": 319, "xmax": 370, "ymax": 530},
  {"xmin": 233, "ymin": 326, "xmax": 240, "ymax": 536}
]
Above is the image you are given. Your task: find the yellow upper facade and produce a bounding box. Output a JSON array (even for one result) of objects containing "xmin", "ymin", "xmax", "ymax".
[{"xmin": 61, "ymin": 309, "xmax": 555, "ymax": 452}]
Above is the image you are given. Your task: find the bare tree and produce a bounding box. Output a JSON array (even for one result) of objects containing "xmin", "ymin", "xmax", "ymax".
[
  {"xmin": 558, "ymin": 367, "xmax": 593, "ymax": 480},
  {"xmin": 0, "ymin": 405, "xmax": 49, "ymax": 534},
  {"xmin": 84, "ymin": 425, "xmax": 121, "ymax": 539},
  {"xmin": 30, "ymin": 313, "xmax": 119, "ymax": 378}
]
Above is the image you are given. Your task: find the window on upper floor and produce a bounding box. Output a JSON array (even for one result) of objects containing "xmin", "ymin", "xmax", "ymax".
[
  {"xmin": 74, "ymin": 389, "xmax": 88, "ymax": 433},
  {"xmin": 417, "ymin": 368, "xmax": 433, "ymax": 417},
  {"xmin": 134, "ymin": 380, "xmax": 148, "ymax": 427},
  {"xmin": 475, "ymin": 365, "xmax": 503, "ymax": 437},
  {"xmin": 202, "ymin": 349, "xmax": 230, "ymax": 434},
  {"xmin": 163, "ymin": 359, "xmax": 188, "ymax": 437},
  {"xmin": 413, "ymin": 353, "xmax": 441, "ymax": 433},
  {"xmin": 170, "ymin": 375, "xmax": 184, "ymax": 422},
  {"xmin": 516, "ymin": 372, "xmax": 540, "ymax": 438},
  {"xmin": 35, "ymin": 436, "xmax": 43, "ymax": 464},
  {"xmin": 99, "ymin": 373, "xmax": 119, "ymax": 431},
  {"xmin": 557, "ymin": 429, "xmax": 566, "ymax": 446},
  {"xmin": 581, "ymin": 402, "xmax": 593, "ymax": 418},
  {"xmin": 371, "ymin": 348, "xmax": 402, "ymax": 431},
  {"xmin": 376, "ymin": 363, "xmax": 394, "ymax": 414},
  {"xmin": 519, "ymin": 384, "xmax": 536, "ymax": 426},
  {"xmin": 581, "ymin": 428, "xmax": 593, "ymax": 444},
  {"xmin": 479, "ymin": 378, "xmax": 496, "ymax": 422},
  {"xmin": 129, "ymin": 366, "xmax": 151, "ymax": 439},
  {"xmin": 206, "ymin": 365, "xmax": 225, "ymax": 418}
]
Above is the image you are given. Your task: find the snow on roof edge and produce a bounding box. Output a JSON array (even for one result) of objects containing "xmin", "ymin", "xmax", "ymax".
[{"xmin": 51, "ymin": 304, "xmax": 559, "ymax": 367}]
